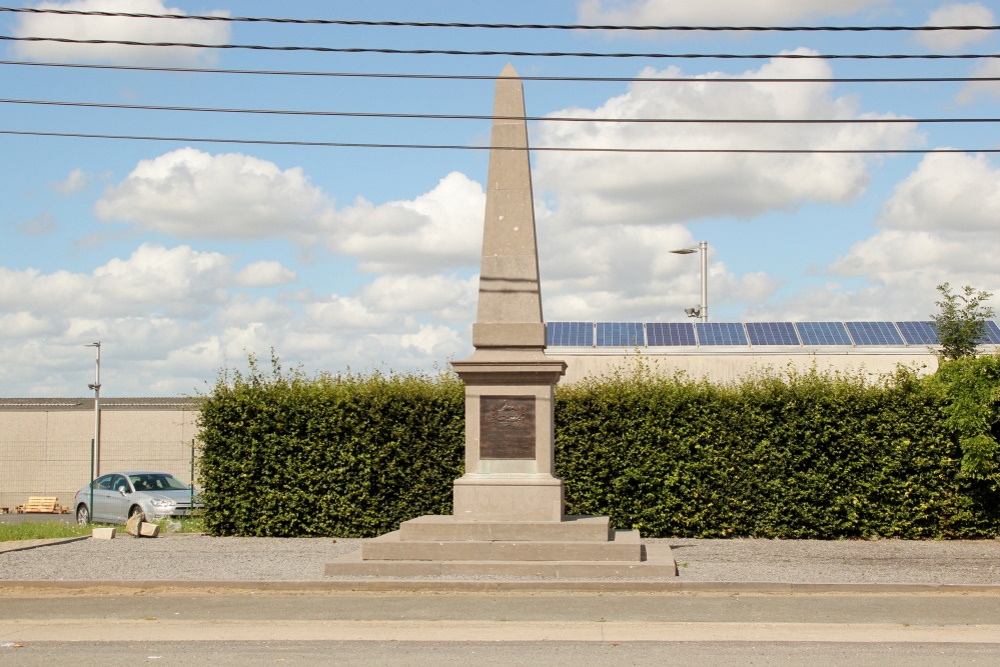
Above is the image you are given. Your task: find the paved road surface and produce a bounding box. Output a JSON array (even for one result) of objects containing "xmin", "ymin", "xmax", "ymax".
[{"xmin": 2, "ymin": 590, "xmax": 998, "ymax": 665}]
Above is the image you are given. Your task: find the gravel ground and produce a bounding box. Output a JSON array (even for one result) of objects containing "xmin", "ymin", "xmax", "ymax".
[{"xmin": 2, "ymin": 535, "xmax": 999, "ymax": 584}]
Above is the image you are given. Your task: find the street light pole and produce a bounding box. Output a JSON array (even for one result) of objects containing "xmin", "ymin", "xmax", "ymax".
[
  {"xmin": 84, "ymin": 342, "xmax": 101, "ymax": 480},
  {"xmin": 698, "ymin": 240, "xmax": 708, "ymax": 323},
  {"xmin": 669, "ymin": 241, "xmax": 709, "ymax": 323}
]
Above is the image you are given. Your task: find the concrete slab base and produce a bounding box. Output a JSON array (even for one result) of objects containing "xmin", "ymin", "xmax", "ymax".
[{"xmin": 325, "ymin": 514, "xmax": 677, "ymax": 579}]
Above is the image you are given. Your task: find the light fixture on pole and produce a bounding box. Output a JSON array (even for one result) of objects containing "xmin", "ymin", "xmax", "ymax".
[
  {"xmin": 84, "ymin": 342, "xmax": 101, "ymax": 481},
  {"xmin": 669, "ymin": 241, "xmax": 708, "ymax": 323}
]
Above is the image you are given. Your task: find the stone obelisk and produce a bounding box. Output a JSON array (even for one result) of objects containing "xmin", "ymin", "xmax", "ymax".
[
  {"xmin": 448, "ymin": 63, "xmax": 569, "ymax": 522},
  {"xmin": 325, "ymin": 65, "xmax": 676, "ymax": 579}
]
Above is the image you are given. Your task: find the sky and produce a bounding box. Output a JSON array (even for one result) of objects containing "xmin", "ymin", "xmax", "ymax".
[{"xmin": 2, "ymin": 0, "xmax": 999, "ymax": 397}]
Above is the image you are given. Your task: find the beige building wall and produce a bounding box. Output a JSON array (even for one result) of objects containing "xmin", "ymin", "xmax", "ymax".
[
  {"xmin": 546, "ymin": 349, "xmax": 939, "ymax": 386},
  {"xmin": 0, "ymin": 399, "xmax": 200, "ymax": 513}
]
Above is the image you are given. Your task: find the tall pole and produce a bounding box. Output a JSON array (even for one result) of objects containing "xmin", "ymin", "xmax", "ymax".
[
  {"xmin": 699, "ymin": 241, "xmax": 709, "ymax": 323},
  {"xmin": 85, "ymin": 342, "xmax": 101, "ymax": 480}
]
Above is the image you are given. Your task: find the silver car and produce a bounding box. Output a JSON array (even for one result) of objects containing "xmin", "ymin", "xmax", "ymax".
[{"xmin": 74, "ymin": 470, "xmax": 202, "ymax": 525}]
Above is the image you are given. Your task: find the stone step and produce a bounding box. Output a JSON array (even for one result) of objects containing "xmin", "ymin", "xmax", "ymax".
[
  {"xmin": 361, "ymin": 529, "xmax": 642, "ymax": 562},
  {"xmin": 398, "ymin": 514, "xmax": 611, "ymax": 543},
  {"xmin": 325, "ymin": 544, "xmax": 677, "ymax": 579}
]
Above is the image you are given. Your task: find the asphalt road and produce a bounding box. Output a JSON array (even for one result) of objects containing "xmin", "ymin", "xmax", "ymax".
[{"xmin": 2, "ymin": 591, "xmax": 999, "ymax": 665}]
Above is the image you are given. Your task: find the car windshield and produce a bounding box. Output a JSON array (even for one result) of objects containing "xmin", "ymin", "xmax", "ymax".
[{"xmin": 129, "ymin": 473, "xmax": 190, "ymax": 492}]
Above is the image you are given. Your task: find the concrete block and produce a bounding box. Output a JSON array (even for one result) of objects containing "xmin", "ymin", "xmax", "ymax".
[
  {"xmin": 139, "ymin": 522, "xmax": 160, "ymax": 537},
  {"xmin": 92, "ymin": 527, "xmax": 116, "ymax": 540}
]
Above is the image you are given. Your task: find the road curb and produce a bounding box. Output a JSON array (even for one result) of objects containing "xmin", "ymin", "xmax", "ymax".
[
  {"xmin": 0, "ymin": 536, "xmax": 90, "ymax": 554},
  {"xmin": 2, "ymin": 579, "xmax": 1000, "ymax": 594}
]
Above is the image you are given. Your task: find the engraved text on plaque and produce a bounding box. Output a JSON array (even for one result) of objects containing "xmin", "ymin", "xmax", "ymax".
[{"xmin": 480, "ymin": 396, "xmax": 535, "ymax": 459}]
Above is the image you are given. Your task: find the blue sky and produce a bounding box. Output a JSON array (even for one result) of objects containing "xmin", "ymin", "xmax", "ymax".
[{"xmin": 2, "ymin": 0, "xmax": 999, "ymax": 397}]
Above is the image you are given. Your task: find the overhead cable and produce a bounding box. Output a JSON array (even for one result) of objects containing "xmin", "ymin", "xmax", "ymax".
[
  {"xmin": 0, "ymin": 7, "xmax": 997, "ymax": 33},
  {"xmin": 2, "ymin": 36, "xmax": 998, "ymax": 59},
  {"xmin": 0, "ymin": 129, "xmax": 992, "ymax": 154},
  {"xmin": 2, "ymin": 98, "xmax": 995, "ymax": 125},
  {"xmin": 2, "ymin": 60, "xmax": 998, "ymax": 84}
]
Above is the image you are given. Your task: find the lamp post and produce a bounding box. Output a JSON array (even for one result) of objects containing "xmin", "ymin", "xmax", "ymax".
[
  {"xmin": 669, "ymin": 241, "xmax": 708, "ymax": 323},
  {"xmin": 84, "ymin": 342, "xmax": 101, "ymax": 481}
]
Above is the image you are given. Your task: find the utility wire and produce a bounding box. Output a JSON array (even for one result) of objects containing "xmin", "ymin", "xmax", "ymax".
[
  {"xmin": 0, "ymin": 129, "xmax": 991, "ymax": 153},
  {"xmin": 2, "ymin": 35, "xmax": 999, "ymax": 59},
  {"xmin": 1, "ymin": 7, "xmax": 997, "ymax": 33},
  {"xmin": 3, "ymin": 60, "xmax": 998, "ymax": 84},
  {"xmin": 2, "ymin": 97, "xmax": 994, "ymax": 125}
]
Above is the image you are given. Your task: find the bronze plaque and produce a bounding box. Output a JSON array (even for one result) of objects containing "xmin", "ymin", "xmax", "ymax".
[{"xmin": 480, "ymin": 396, "xmax": 536, "ymax": 459}]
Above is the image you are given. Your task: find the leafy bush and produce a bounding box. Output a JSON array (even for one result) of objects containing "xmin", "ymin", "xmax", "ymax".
[
  {"xmin": 198, "ymin": 356, "xmax": 999, "ymax": 539},
  {"xmin": 555, "ymin": 365, "xmax": 998, "ymax": 539},
  {"xmin": 198, "ymin": 355, "xmax": 464, "ymax": 537}
]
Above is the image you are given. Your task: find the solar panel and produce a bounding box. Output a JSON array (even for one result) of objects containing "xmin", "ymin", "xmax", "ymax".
[
  {"xmin": 546, "ymin": 322, "xmax": 594, "ymax": 347},
  {"xmin": 596, "ymin": 322, "xmax": 645, "ymax": 347},
  {"xmin": 896, "ymin": 321, "xmax": 939, "ymax": 345},
  {"xmin": 979, "ymin": 321, "xmax": 1000, "ymax": 344},
  {"xmin": 795, "ymin": 322, "xmax": 853, "ymax": 346},
  {"xmin": 845, "ymin": 321, "xmax": 904, "ymax": 346},
  {"xmin": 746, "ymin": 322, "xmax": 800, "ymax": 346},
  {"xmin": 695, "ymin": 322, "xmax": 748, "ymax": 346},
  {"xmin": 645, "ymin": 322, "xmax": 697, "ymax": 346}
]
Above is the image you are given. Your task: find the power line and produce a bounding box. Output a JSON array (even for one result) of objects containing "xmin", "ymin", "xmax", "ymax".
[
  {"xmin": 3, "ymin": 60, "xmax": 998, "ymax": 84},
  {"xmin": 2, "ymin": 35, "xmax": 999, "ymax": 59},
  {"xmin": 1, "ymin": 129, "xmax": 993, "ymax": 153},
  {"xmin": 2, "ymin": 97, "xmax": 995, "ymax": 125},
  {"xmin": 1, "ymin": 7, "xmax": 997, "ymax": 33}
]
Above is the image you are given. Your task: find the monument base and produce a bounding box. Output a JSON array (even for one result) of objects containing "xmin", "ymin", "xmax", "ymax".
[{"xmin": 324, "ymin": 515, "xmax": 678, "ymax": 579}]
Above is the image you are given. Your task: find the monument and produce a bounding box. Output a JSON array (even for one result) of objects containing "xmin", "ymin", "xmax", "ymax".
[{"xmin": 325, "ymin": 65, "xmax": 676, "ymax": 578}]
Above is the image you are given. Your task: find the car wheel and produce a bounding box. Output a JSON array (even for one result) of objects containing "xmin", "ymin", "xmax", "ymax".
[
  {"xmin": 128, "ymin": 505, "xmax": 144, "ymax": 520},
  {"xmin": 76, "ymin": 504, "xmax": 90, "ymax": 526}
]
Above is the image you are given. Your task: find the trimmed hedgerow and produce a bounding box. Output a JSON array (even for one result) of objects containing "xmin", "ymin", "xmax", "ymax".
[
  {"xmin": 554, "ymin": 365, "xmax": 998, "ymax": 539},
  {"xmin": 197, "ymin": 355, "xmax": 464, "ymax": 537},
  {"xmin": 197, "ymin": 355, "xmax": 1000, "ymax": 538}
]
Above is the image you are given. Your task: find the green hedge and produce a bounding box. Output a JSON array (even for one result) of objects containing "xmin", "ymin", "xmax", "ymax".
[
  {"xmin": 198, "ymin": 357, "xmax": 464, "ymax": 537},
  {"xmin": 198, "ymin": 356, "xmax": 1000, "ymax": 539}
]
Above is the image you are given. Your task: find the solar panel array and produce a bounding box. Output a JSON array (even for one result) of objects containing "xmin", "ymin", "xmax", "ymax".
[{"xmin": 545, "ymin": 321, "xmax": 1000, "ymax": 348}]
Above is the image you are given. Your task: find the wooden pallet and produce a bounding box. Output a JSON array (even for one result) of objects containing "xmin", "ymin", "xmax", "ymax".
[{"xmin": 14, "ymin": 496, "xmax": 61, "ymax": 514}]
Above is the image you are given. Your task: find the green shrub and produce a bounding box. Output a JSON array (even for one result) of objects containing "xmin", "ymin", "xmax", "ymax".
[{"xmin": 198, "ymin": 355, "xmax": 464, "ymax": 537}]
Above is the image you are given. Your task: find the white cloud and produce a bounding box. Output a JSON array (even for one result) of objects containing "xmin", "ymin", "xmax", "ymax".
[
  {"xmin": 233, "ymin": 261, "xmax": 297, "ymax": 288},
  {"xmin": 216, "ymin": 297, "xmax": 294, "ymax": 328},
  {"xmin": 360, "ymin": 273, "xmax": 477, "ymax": 323},
  {"xmin": 876, "ymin": 152, "xmax": 1000, "ymax": 232},
  {"xmin": 576, "ymin": 0, "xmax": 890, "ymax": 25},
  {"xmin": 18, "ymin": 211, "xmax": 58, "ymax": 237},
  {"xmin": 958, "ymin": 60, "xmax": 1000, "ymax": 103},
  {"xmin": 11, "ymin": 0, "xmax": 230, "ymax": 66},
  {"xmin": 533, "ymin": 53, "xmax": 922, "ymax": 227},
  {"xmin": 95, "ymin": 148, "xmax": 332, "ymax": 243},
  {"xmin": 50, "ymin": 168, "xmax": 89, "ymax": 195},
  {"xmin": 792, "ymin": 152, "xmax": 1000, "ymax": 319},
  {"xmin": 917, "ymin": 3, "xmax": 996, "ymax": 51},
  {"xmin": 328, "ymin": 171, "xmax": 485, "ymax": 273},
  {"xmin": 0, "ymin": 312, "xmax": 55, "ymax": 337}
]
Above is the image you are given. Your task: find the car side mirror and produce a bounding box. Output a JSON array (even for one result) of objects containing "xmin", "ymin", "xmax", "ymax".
[{"xmin": 118, "ymin": 488, "xmax": 128, "ymax": 496}]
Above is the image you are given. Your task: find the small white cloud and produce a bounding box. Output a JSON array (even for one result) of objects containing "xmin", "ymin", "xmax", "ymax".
[
  {"xmin": 958, "ymin": 60, "xmax": 1000, "ymax": 103},
  {"xmin": 18, "ymin": 211, "xmax": 59, "ymax": 237},
  {"xmin": 50, "ymin": 168, "xmax": 89, "ymax": 195},
  {"xmin": 233, "ymin": 261, "xmax": 297, "ymax": 287},
  {"xmin": 917, "ymin": 3, "xmax": 996, "ymax": 51},
  {"xmin": 0, "ymin": 312, "xmax": 54, "ymax": 337},
  {"xmin": 11, "ymin": 0, "xmax": 231, "ymax": 66},
  {"xmin": 328, "ymin": 172, "xmax": 484, "ymax": 273},
  {"xmin": 95, "ymin": 148, "xmax": 332, "ymax": 243},
  {"xmin": 877, "ymin": 152, "xmax": 1000, "ymax": 232}
]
